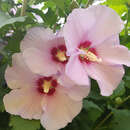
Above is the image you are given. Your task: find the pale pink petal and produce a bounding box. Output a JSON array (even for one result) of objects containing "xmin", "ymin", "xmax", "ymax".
[
  {"xmin": 20, "ymin": 27, "xmax": 55, "ymax": 51},
  {"xmin": 110, "ymin": 35, "xmax": 120, "ymax": 45},
  {"xmin": 23, "ymin": 47, "xmax": 59, "ymax": 76},
  {"xmin": 85, "ymin": 63, "xmax": 124, "ymax": 96},
  {"xmin": 87, "ymin": 5, "xmax": 124, "ymax": 46},
  {"xmin": 5, "ymin": 53, "xmax": 37, "ymax": 89},
  {"xmin": 65, "ymin": 86, "xmax": 90, "ymax": 101},
  {"xmin": 58, "ymin": 74, "xmax": 90, "ymax": 101},
  {"xmin": 63, "ymin": 5, "xmax": 123, "ymax": 53},
  {"xmin": 66, "ymin": 54, "xmax": 90, "ymax": 86},
  {"xmin": 41, "ymin": 88, "xmax": 82, "ymax": 130},
  {"xmin": 58, "ymin": 73, "xmax": 76, "ymax": 88},
  {"xmin": 4, "ymin": 87, "xmax": 44, "ymax": 119},
  {"xmin": 63, "ymin": 8, "xmax": 95, "ymax": 54},
  {"xmin": 96, "ymin": 43, "xmax": 130, "ymax": 66}
]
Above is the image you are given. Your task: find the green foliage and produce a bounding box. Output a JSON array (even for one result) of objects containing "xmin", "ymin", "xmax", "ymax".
[
  {"xmin": 0, "ymin": 11, "xmax": 26, "ymax": 28},
  {"xmin": 0, "ymin": 0, "xmax": 130, "ymax": 130},
  {"xmin": 0, "ymin": 86, "xmax": 10, "ymax": 112},
  {"xmin": 107, "ymin": 109, "xmax": 130, "ymax": 130},
  {"xmin": 10, "ymin": 116, "xmax": 41, "ymax": 130},
  {"xmin": 83, "ymin": 100, "xmax": 103, "ymax": 122},
  {"xmin": 110, "ymin": 81, "xmax": 126, "ymax": 99}
]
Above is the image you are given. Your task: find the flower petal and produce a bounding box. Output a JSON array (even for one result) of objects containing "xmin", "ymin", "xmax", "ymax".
[
  {"xmin": 85, "ymin": 63, "xmax": 124, "ymax": 96},
  {"xmin": 20, "ymin": 27, "xmax": 55, "ymax": 51},
  {"xmin": 87, "ymin": 5, "xmax": 124, "ymax": 46},
  {"xmin": 58, "ymin": 73, "xmax": 76, "ymax": 88},
  {"xmin": 58, "ymin": 74, "xmax": 90, "ymax": 101},
  {"xmin": 66, "ymin": 85, "xmax": 90, "ymax": 101},
  {"xmin": 66, "ymin": 54, "xmax": 90, "ymax": 86},
  {"xmin": 3, "ymin": 87, "xmax": 43, "ymax": 119},
  {"xmin": 96, "ymin": 43, "xmax": 130, "ymax": 66},
  {"xmin": 23, "ymin": 47, "xmax": 59, "ymax": 76},
  {"xmin": 5, "ymin": 53, "xmax": 37, "ymax": 89},
  {"xmin": 110, "ymin": 35, "xmax": 120, "ymax": 45},
  {"xmin": 63, "ymin": 8, "xmax": 95, "ymax": 54},
  {"xmin": 41, "ymin": 88, "xmax": 82, "ymax": 130},
  {"xmin": 63, "ymin": 5, "xmax": 123, "ymax": 54}
]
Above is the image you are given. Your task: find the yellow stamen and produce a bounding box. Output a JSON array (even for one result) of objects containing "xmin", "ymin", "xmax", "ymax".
[
  {"xmin": 56, "ymin": 50, "xmax": 67, "ymax": 62},
  {"xmin": 86, "ymin": 51, "xmax": 102, "ymax": 62},
  {"xmin": 81, "ymin": 48, "xmax": 102, "ymax": 63},
  {"xmin": 43, "ymin": 80, "xmax": 51, "ymax": 93}
]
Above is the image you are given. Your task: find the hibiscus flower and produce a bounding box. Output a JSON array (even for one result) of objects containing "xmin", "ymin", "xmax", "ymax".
[
  {"xmin": 63, "ymin": 5, "xmax": 130, "ymax": 96},
  {"xmin": 4, "ymin": 53, "xmax": 90, "ymax": 130}
]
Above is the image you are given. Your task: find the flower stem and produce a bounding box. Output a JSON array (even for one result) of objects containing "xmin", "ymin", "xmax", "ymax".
[
  {"xmin": 20, "ymin": 0, "xmax": 27, "ymax": 16},
  {"xmin": 94, "ymin": 95, "xmax": 130, "ymax": 130}
]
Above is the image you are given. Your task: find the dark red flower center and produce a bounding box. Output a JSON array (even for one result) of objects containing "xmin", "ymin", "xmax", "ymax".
[
  {"xmin": 36, "ymin": 76, "xmax": 57, "ymax": 96},
  {"xmin": 51, "ymin": 45, "xmax": 69, "ymax": 64},
  {"xmin": 78, "ymin": 41, "xmax": 102, "ymax": 64}
]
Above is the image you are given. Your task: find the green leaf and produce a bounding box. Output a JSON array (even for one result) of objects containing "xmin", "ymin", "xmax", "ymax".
[
  {"xmin": 44, "ymin": 8, "xmax": 57, "ymax": 26},
  {"xmin": 4, "ymin": 30, "xmax": 25, "ymax": 53},
  {"xmin": 0, "ymin": 86, "xmax": 10, "ymax": 112},
  {"xmin": 0, "ymin": 112, "xmax": 10, "ymax": 130},
  {"xmin": 102, "ymin": 0, "xmax": 128, "ymax": 15},
  {"xmin": 110, "ymin": 81, "xmax": 125, "ymax": 99},
  {"xmin": 109, "ymin": 5, "xmax": 127, "ymax": 15},
  {"xmin": 10, "ymin": 116, "xmax": 41, "ymax": 130},
  {"xmin": 83, "ymin": 100, "xmax": 103, "ymax": 122},
  {"xmin": 88, "ymin": 79, "xmax": 106, "ymax": 101},
  {"xmin": 108, "ymin": 109, "xmax": 130, "ymax": 130},
  {"xmin": 124, "ymin": 76, "xmax": 130, "ymax": 88},
  {"xmin": 53, "ymin": 0, "xmax": 65, "ymax": 10},
  {"xmin": 0, "ymin": 11, "xmax": 26, "ymax": 28},
  {"xmin": 105, "ymin": 0, "xmax": 129, "ymax": 5}
]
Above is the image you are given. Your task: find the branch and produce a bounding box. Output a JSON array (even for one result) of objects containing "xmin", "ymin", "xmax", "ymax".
[{"xmin": 20, "ymin": 0, "xmax": 27, "ymax": 16}]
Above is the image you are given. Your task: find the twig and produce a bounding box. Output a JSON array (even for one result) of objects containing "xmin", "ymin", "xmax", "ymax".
[{"xmin": 20, "ymin": 0, "xmax": 27, "ymax": 16}]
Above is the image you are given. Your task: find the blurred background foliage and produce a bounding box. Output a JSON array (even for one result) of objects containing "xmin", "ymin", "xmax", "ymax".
[{"xmin": 0, "ymin": 0, "xmax": 130, "ymax": 130}]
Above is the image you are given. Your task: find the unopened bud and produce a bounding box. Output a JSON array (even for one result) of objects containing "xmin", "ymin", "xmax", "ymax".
[{"xmin": 115, "ymin": 97, "xmax": 123, "ymax": 105}]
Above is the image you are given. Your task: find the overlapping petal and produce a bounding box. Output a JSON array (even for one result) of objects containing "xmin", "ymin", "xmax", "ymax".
[
  {"xmin": 21, "ymin": 27, "xmax": 66, "ymax": 76},
  {"xmin": 63, "ymin": 8, "xmax": 95, "ymax": 54},
  {"xmin": 23, "ymin": 47, "xmax": 59, "ymax": 76},
  {"xmin": 4, "ymin": 87, "xmax": 43, "ymax": 119},
  {"xmin": 20, "ymin": 27, "xmax": 55, "ymax": 51},
  {"xmin": 41, "ymin": 88, "xmax": 82, "ymax": 130},
  {"xmin": 85, "ymin": 63, "xmax": 124, "ymax": 96},
  {"xmin": 96, "ymin": 44, "xmax": 130, "ymax": 66},
  {"xmin": 63, "ymin": 5, "xmax": 124, "ymax": 54},
  {"xmin": 66, "ymin": 54, "xmax": 90, "ymax": 86},
  {"xmin": 58, "ymin": 74, "xmax": 90, "ymax": 101},
  {"xmin": 5, "ymin": 53, "xmax": 37, "ymax": 89}
]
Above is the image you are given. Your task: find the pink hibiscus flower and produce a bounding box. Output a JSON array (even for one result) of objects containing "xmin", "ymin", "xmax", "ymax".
[
  {"xmin": 63, "ymin": 5, "xmax": 130, "ymax": 96},
  {"xmin": 4, "ymin": 53, "xmax": 90, "ymax": 130},
  {"xmin": 20, "ymin": 27, "xmax": 69, "ymax": 76}
]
